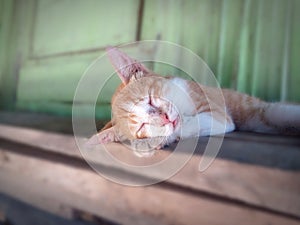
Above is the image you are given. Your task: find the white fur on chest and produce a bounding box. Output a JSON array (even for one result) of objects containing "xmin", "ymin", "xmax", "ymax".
[
  {"xmin": 164, "ymin": 77, "xmax": 235, "ymax": 138},
  {"xmin": 164, "ymin": 78, "xmax": 195, "ymax": 115},
  {"xmin": 176, "ymin": 112, "xmax": 235, "ymax": 138}
]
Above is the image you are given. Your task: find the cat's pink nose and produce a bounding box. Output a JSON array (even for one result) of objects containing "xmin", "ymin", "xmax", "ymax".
[{"xmin": 160, "ymin": 113, "xmax": 170, "ymax": 125}]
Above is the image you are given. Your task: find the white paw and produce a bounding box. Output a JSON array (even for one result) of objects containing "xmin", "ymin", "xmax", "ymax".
[{"xmin": 130, "ymin": 137, "xmax": 166, "ymax": 157}]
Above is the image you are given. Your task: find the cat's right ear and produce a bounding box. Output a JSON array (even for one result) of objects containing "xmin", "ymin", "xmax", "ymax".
[
  {"xmin": 86, "ymin": 127, "xmax": 117, "ymax": 147},
  {"xmin": 106, "ymin": 47, "xmax": 150, "ymax": 84}
]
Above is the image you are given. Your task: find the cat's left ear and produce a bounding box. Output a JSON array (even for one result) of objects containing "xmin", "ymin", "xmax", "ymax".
[
  {"xmin": 86, "ymin": 127, "xmax": 117, "ymax": 146},
  {"xmin": 106, "ymin": 47, "xmax": 150, "ymax": 85}
]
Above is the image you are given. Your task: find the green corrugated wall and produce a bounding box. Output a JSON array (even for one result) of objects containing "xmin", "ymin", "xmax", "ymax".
[
  {"xmin": 141, "ymin": 0, "xmax": 300, "ymax": 102},
  {"xmin": 0, "ymin": 0, "xmax": 299, "ymax": 119}
]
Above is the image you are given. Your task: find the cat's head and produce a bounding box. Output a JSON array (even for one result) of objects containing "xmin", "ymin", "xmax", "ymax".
[{"xmin": 88, "ymin": 47, "xmax": 181, "ymax": 146}]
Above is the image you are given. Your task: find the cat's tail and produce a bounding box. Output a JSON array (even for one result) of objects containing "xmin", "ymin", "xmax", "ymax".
[
  {"xmin": 258, "ymin": 103, "xmax": 300, "ymax": 134},
  {"xmin": 224, "ymin": 90, "xmax": 300, "ymax": 135}
]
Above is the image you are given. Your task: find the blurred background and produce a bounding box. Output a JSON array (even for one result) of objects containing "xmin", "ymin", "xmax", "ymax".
[{"xmin": 0, "ymin": 0, "xmax": 299, "ymax": 121}]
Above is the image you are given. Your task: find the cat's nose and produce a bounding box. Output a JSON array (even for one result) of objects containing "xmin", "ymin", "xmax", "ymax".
[{"xmin": 160, "ymin": 113, "xmax": 170, "ymax": 125}]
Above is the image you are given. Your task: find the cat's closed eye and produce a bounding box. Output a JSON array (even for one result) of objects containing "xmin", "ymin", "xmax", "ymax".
[
  {"xmin": 147, "ymin": 106, "xmax": 157, "ymax": 115},
  {"xmin": 136, "ymin": 123, "xmax": 147, "ymax": 138}
]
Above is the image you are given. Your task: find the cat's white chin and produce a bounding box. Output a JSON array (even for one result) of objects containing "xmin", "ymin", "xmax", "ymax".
[{"xmin": 162, "ymin": 123, "xmax": 177, "ymax": 137}]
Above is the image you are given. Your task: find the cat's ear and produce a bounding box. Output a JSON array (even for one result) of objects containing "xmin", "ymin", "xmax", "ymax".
[
  {"xmin": 106, "ymin": 47, "xmax": 150, "ymax": 84},
  {"xmin": 86, "ymin": 127, "xmax": 117, "ymax": 146}
]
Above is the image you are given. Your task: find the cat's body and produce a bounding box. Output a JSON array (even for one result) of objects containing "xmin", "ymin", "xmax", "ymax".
[{"xmin": 88, "ymin": 47, "xmax": 300, "ymax": 156}]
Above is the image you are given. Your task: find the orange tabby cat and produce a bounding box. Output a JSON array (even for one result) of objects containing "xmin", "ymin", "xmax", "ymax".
[{"xmin": 88, "ymin": 47, "xmax": 300, "ymax": 156}]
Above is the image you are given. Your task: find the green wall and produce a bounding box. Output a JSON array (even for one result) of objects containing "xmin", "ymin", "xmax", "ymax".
[{"xmin": 0, "ymin": 0, "xmax": 299, "ymax": 119}]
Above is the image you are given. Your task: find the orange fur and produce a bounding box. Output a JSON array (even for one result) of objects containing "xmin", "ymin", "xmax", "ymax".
[{"xmin": 88, "ymin": 48, "xmax": 300, "ymax": 152}]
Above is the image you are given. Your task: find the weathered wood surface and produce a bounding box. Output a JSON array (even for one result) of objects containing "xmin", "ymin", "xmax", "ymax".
[
  {"xmin": 0, "ymin": 147, "xmax": 299, "ymax": 225},
  {"xmin": 0, "ymin": 193, "xmax": 95, "ymax": 225},
  {"xmin": 0, "ymin": 119, "xmax": 300, "ymax": 223}
]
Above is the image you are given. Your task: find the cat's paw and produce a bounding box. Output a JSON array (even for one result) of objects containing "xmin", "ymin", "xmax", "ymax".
[{"xmin": 130, "ymin": 137, "xmax": 166, "ymax": 157}]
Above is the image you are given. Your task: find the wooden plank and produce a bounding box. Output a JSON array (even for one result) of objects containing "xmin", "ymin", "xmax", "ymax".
[
  {"xmin": 1, "ymin": 110, "xmax": 299, "ymax": 146},
  {"xmin": 0, "ymin": 149, "xmax": 299, "ymax": 225},
  {"xmin": 0, "ymin": 209, "xmax": 5, "ymax": 223},
  {"xmin": 225, "ymin": 131, "xmax": 300, "ymax": 146},
  {"xmin": 0, "ymin": 111, "xmax": 74, "ymax": 134},
  {"xmin": 0, "ymin": 123, "xmax": 299, "ymax": 217},
  {"xmin": 0, "ymin": 194, "xmax": 92, "ymax": 225},
  {"xmin": 0, "ymin": 124, "xmax": 80, "ymax": 157},
  {"xmin": 16, "ymin": 101, "xmax": 112, "ymax": 119}
]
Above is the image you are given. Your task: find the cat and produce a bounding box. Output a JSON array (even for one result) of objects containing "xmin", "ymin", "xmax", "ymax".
[{"xmin": 87, "ymin": 47, "xmax": 300, "ymax": 157}]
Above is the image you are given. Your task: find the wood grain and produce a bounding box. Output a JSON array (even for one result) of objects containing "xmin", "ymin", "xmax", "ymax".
[
  {"xmin": 0, "ymin": 149, "xmax": 299, "ymax": 225},
  {"xmin": 0, "ymin": 123, "xmax": 299, "ymax": 218}
]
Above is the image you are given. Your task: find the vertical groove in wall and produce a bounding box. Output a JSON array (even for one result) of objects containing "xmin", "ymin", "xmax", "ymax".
[
  {"xmin": 237, "ymin": 0, "xmax": 251, "ymax": 92},
  {"xmin": 267, "ymin": 0, "xmax": 282, "ymax": 101},
  {"xmin": 251, "ymin": 0, "xmax": 263, "ymax": 96},
  {"xmin": 0, "ymin": 0, "xmax": 15, "ymax": 109},
  {"xmin": 28, "ymin": 0, "xmax": 38, "ymax": 58},
  {"xmin": 135, "ymin": 0, "xmax": 145, "ymax": 41},
  {"xmin": 280, "ymin": 0, "xmax": 292, "ymax": 102},
  {"xmin": 216, "ymin": 0, "xmax": 227, "ymax": 83}
]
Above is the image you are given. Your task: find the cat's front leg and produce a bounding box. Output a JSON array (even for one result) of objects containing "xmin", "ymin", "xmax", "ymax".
[
  {"xmin": 197, "ymin": 112, "xmax": 235, "ymax": 136},
  {"xmin": 180, "ymin": 113, "xmax": 235, "ymax": 137}
]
